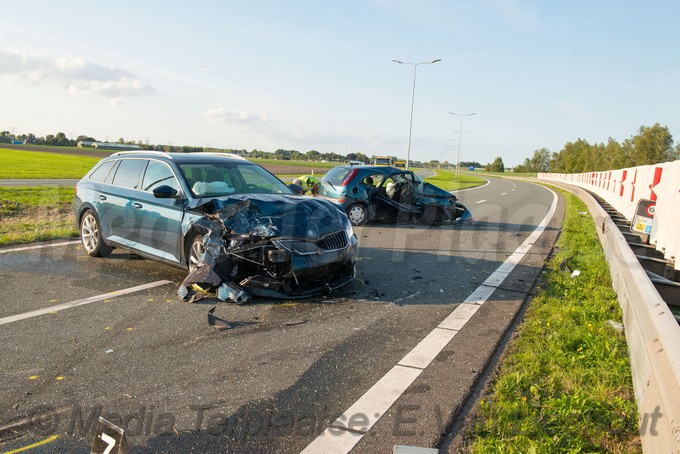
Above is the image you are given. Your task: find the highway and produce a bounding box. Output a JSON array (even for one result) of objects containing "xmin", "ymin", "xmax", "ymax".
[{"xmin": 0, "ymin": 177, "xmax": 563, "ymax": 453}]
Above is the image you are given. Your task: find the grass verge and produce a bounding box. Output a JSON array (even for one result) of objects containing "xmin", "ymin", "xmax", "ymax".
[
  {"xmin": 421, "ymin": 170, "xmax": 485, "ymax": 191},
  {"xmin": 0, "ymin": 148, "xmax": 101, "ymax": 179},
  {"xmin": 0, "ymin": 187, "xmax": 78, "ymax": 246},
  {"xmin": 466, "ymin": 188, "xmax": 640, "ymax": 453}
]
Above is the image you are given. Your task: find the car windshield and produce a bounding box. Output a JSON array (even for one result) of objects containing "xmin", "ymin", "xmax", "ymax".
[{"xmin": 178, "ymin": 162, "xmax": 292, "ymax": 197}]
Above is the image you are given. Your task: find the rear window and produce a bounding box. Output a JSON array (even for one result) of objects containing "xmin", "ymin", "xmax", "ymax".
[
  {"xmin": 112, "ymin": 159, "xmax": 147, "ymax": 189},
  {"xmin": 88, "ymin": 161, "xmax": 116, "ymax": 183},
  {"xmin": 322, "ymin": 167, "xmax": 351, "ymax": 185}
]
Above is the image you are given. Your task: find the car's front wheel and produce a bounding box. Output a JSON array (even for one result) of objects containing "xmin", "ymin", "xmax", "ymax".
[
  {"xmin": 346, "ymin": 204, "xmax": 368, "ymax": 226},
  {"xmin": 418, "ymin": 205, "xmax": 443, "ymax": 226},
  {"xmin": 186, "ymin": 231, "xmax": 206, "ymax": 272},
  {"xmin": 80, "ymin": 209, "xmax": 111, "ymax": 257}
]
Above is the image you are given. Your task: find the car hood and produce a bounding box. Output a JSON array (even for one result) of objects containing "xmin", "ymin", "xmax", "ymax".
[
  {"xmin": 188, "ymin": 194, "xmax": 349, "ymax": 239},
  {"xmin": 420, "ymin": 182, "xmax": 457, "ymax": 199}
]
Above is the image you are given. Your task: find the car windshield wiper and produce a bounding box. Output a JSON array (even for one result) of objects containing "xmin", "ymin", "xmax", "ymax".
[{"xmin": 326, "ymin": 181, "xmax": 337, "ymax": 191}]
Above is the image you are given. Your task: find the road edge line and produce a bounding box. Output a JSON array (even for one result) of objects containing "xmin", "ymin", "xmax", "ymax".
[{"xmin": 300, "ymin": 186, "xmax": 558, "ymax": 454}]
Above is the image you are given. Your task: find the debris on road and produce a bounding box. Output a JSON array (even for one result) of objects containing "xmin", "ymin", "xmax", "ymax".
[{"xmin": 207, "ymin": 306, "xmax": 234, "ymax": 328}]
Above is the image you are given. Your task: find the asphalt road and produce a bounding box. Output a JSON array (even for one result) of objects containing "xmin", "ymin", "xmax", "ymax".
[
  {"xmin": 0, "ymin": 177, "xmax": 563, "ymax": 453},
  {"xmin": 0, "ymin": 179, "xmax": 81, "ymax": 187}
]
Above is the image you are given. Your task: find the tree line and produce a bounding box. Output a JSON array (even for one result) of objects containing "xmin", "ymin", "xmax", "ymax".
[
  {"xmin": 513, "ymin": 123, "xmax": 679, "ymax": 174},
  {"xmin": 0, "ymin": 129, "xmax": 486, "ymax": 169}
]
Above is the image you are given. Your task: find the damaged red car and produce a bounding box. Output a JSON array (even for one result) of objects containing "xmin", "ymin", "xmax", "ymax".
[{"xmin": 73, "ymin": 152, "xmax": 358, "ymax": 303}]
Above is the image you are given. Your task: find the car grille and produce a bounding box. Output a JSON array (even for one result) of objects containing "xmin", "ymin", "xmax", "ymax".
[
  {"xmin": 273, "ymin": 231, "xmax": 349, "ymax": 256},
  {"xmin": 317, "ymin": 231, "xmax": 348, "ymax": 251}
]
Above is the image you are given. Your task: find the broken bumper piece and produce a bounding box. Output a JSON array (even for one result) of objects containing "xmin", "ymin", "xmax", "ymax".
[{"xmin": 217, "ymin": 282, "xmax": 249, "ymax": 305}]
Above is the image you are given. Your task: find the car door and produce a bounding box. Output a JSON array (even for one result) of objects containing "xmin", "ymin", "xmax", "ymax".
[
  {"xmin": 99, "ymin": 158, "xmax": 147, "ymax": 245},
  {"xmin": 371, "ymin": 171, "xmax": 420, "ymax": 219},
  {"xmin": 133, "ymin": 160, "xmax": 186, "ymax": 263}
]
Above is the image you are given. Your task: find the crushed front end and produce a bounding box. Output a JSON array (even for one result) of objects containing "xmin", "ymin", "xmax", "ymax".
[{"xmin": 178, "ymin": 194, "xmax": 358, "ymax": 304}]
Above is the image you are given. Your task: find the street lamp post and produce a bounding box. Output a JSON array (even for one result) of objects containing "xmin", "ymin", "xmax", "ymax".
[
  {"xmin": 449, "ymin": 112, "xmax": 476, "ymax": 177},
  {"xmin": 393, "ymin": 59, "xmax": 441, "ymax": 170}
]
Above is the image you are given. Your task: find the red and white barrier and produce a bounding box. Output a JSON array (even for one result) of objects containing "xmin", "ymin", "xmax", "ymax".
[{"xmin": 540, "ymin": 160, "xmax": 680, "ymax": 271}]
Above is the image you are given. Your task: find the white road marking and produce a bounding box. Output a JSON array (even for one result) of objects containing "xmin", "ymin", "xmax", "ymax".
[
  {"xmin": 398, "ymin": 328, "xmax": 459, "ymax": 369},
  {"xmin": 301, "ymin": 366, "xmax": 422, "ymax": 453},
  {"xmin": 455, "ymin": 178, "xmax": 491, "ymax": 192},
  {"xmin": 300, "ymin": 186, "xmax": 558, "ymax": 454},
  {"xmin": 0, "ymin": 240, "xmax": 80, "ymax": 254},
  {"xmin": 475, "ymin": 199, "xmax": 487, "ymax": 204},
  {"xmin": 0, "ymin": 280, "xmax": 173, "ymax": 326},
  {"xmin": 438, "ymin": 302, "xmax": 482, "ymax": 331}
]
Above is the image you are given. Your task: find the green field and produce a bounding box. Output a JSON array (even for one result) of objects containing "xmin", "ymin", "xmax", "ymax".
[
  {"xmin": 250, "ymin": 157, "xmax": 340, "ymax": 169},
  {"xmin": 420, "ymin": 169, "xmax": 485, "ymax": 191},
  {"xmin": 0, "ymin": 186, "xmax": 77, "ymax": 246},
  {"xmin": 468, "ymin": 187, "xmax": 638, "ymax": 452},
  {"xmin": 0, "ymin": 148, "xmax": 102, "ymax": 179}
]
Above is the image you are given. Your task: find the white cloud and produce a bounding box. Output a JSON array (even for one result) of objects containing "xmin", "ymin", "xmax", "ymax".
[
  {"xmin": 0, "ymin": 49, "xmax": 153, "ymax": 105},
  {"xmin": 201, "ymin": 107, "xmax": 269, "ymax": 131}
]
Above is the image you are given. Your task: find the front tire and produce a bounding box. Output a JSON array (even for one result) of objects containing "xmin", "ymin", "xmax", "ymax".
[
  {"xmin": 186, "ymin": 231, "xmax": 206, "ymax": 272},
  {"xmin": 418, "ymin": 206, "xmax": 443, "ymax": 226},
  {"xmin": 346, "ymin": 204, "xmax": 368, "ymax": 226},
  {"xmin": 80, "ymin": 209, "xmax": 111, "ymax": 257}
]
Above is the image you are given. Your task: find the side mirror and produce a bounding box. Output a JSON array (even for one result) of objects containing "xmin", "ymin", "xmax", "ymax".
[
  {"xmin": 288, "ymin": 183, "xmax": 304, "ymax": 195},
  {"xmin": 153, "ymin": 185, "xmax": 179, "ymax": 199}
]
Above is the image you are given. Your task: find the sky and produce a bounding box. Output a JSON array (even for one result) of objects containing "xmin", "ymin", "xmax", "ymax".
[{"xmin": 1, "ymin": 0, "xmax": 679, "ymax": 167}]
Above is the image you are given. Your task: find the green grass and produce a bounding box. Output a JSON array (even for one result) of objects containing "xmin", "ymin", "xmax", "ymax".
[
  {"xmin": 468, "ymin": 188, "xmax": 639, "ymax": 453},
  {"xmin": 480, "ymin": 170, "xmax": 538, "ymax": 178},
  {"xmin": 251, "ymin": 158, "xmax": 340, "ymax": 169},
  {"xmin": 422, "ymin": 169, "xmax": 486, "ymax": 191},
  {"xmin": 0, "ymin": 148, "xmax": 101, "ymax": 179},
  {"xmin": 0, "ymin": 187, "xmax": 78, "ymax": 246}
]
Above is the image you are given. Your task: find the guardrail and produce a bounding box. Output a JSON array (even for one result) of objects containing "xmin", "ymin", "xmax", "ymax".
[
  {"xmin": 538, "ymin": 163, "xmax": 680, "ymax": 453},
  {"xmin": 539, "ymin": 161, "xmax": 680, "ymax": 271}
]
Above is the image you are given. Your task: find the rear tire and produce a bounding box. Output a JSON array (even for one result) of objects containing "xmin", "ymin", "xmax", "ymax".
[
  {"xmin": 346, "ymin": 204, "xmax": 368, "ymax": 226},
  {"xmin": 80, "ymin": 209, "xmax": 111, "ymax": 257}
]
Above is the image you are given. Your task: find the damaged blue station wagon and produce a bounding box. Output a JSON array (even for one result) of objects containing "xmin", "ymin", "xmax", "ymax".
[{"xmin": 73, "ymin": 152, "xmax": 358, "ymax": 303}]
